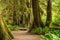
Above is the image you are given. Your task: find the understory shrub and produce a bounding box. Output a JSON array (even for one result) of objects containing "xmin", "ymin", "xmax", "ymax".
[
  {"xmin": 7, "ymin": 25, "xmax": 20, "ymax": 31},
  {"xmin": 31, "ymin": 27, "xmax": 49, "ymax": 35},
  {"xmin": 31, "ymin": 27, "xmax": 41, "ymax": 35}
]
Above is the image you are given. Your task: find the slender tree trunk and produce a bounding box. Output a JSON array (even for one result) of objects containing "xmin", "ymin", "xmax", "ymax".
[
  {"xmin": 45, "ymin": 0, "xmax": 52, "ymax": 27},
  {"xmin": 20, "ymin": 0, "xmax": 26, "ymax": 27},
  {"xmin": 13, "ymin": 0, "xmax": 18, "ymax": 25}
]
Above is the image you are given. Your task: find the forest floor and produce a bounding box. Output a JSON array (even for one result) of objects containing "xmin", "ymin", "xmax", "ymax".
[{"xmin": 12, "ymin": 30, "xmax": 42, "ymax": 40}]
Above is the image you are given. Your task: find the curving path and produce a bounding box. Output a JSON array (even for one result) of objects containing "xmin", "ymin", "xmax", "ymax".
[{"xmin": 12, "ymin": 31, "xmax": 42, "ymax": 40}]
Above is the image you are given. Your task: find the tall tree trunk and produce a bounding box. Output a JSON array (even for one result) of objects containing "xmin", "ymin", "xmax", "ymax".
[
  {"xmin": 45, "ymin": 0, "xmax": 52, "ymax": 27},
  {"xmin": 29, "ymin": 0, "xmax": 44, "ymax": 32}
]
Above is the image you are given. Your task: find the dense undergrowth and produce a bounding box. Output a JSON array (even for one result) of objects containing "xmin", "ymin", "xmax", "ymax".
[
  {"xmin": 41, "ymin": 29, "xmax": 60, "ymax": 40},
  {"xmin": 30, "ymin": 26, "xmax": 60, "ymax": 40}
]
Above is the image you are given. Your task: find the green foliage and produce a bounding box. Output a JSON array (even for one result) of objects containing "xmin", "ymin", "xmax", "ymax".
[
  {"xmin": 50, "ymin": 15, "xmax": 60, "ymax": 28},
  {"xmin": 53, "ymin": 15, "xmax": 60, "ymax": 24},
  {"xmin": 45, "ymin": 33, "xmax": 60, "ymax": 40},
  {"xmin": 42, "ymin": 29, "xmax": 60, "ymax": 40},
  {"xmin": 41, "ymin": 15, "xmax": 46, "ymax": 24},
  {"xmin": 31, "ymin": 27, "xmax": 40, "ymax": 35},
  {"xmin": 42, "ymin": 27, "xmax": 49, "ymax": 34},
  {"xmin": 31, "ymin": 26, "xmax": 50, "ymax": 35},
  {"xmin": 50, "ymin": 30, "xmax": 60, "ymax": 38},
  {"xmin": 7, "ymin": 25, "xmax": 20, "ymax": 31},
  {"xmin": 31, "ymin": 27, "xmax": 49, "ymax": 35}
]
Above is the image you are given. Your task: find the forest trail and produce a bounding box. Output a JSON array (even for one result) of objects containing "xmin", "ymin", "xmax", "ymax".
[{"xmin": 12, "ymin": 31, "xmax": 41, "ymax": 40}]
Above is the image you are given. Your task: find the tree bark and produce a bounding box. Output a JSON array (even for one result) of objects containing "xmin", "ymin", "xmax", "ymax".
[
  {"xmin": 45, "ymin": 0, "xmax": 52, "ymax": 27},
  {"xmin": 29, "ymin": 0, "xmax": 44, "ymax": 32}
]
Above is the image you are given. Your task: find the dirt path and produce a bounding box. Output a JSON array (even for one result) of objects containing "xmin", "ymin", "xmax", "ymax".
[{"xmin": 12, "ymin": 31, "xmax": 42, "ymax": 40}]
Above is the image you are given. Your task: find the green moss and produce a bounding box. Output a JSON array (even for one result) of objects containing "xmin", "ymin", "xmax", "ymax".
[{"xmin": 0, "ymin": 15, "xmax": 14, "ymax": 40}]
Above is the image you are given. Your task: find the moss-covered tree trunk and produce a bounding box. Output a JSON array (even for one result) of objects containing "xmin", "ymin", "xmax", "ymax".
[
  {"xmin": 0, "ymin": 11, "xmax": 14, "ymax": 40},
  {"xmin": 26, "ymin": 0, "xmax": 34, "ymax": 29}
]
